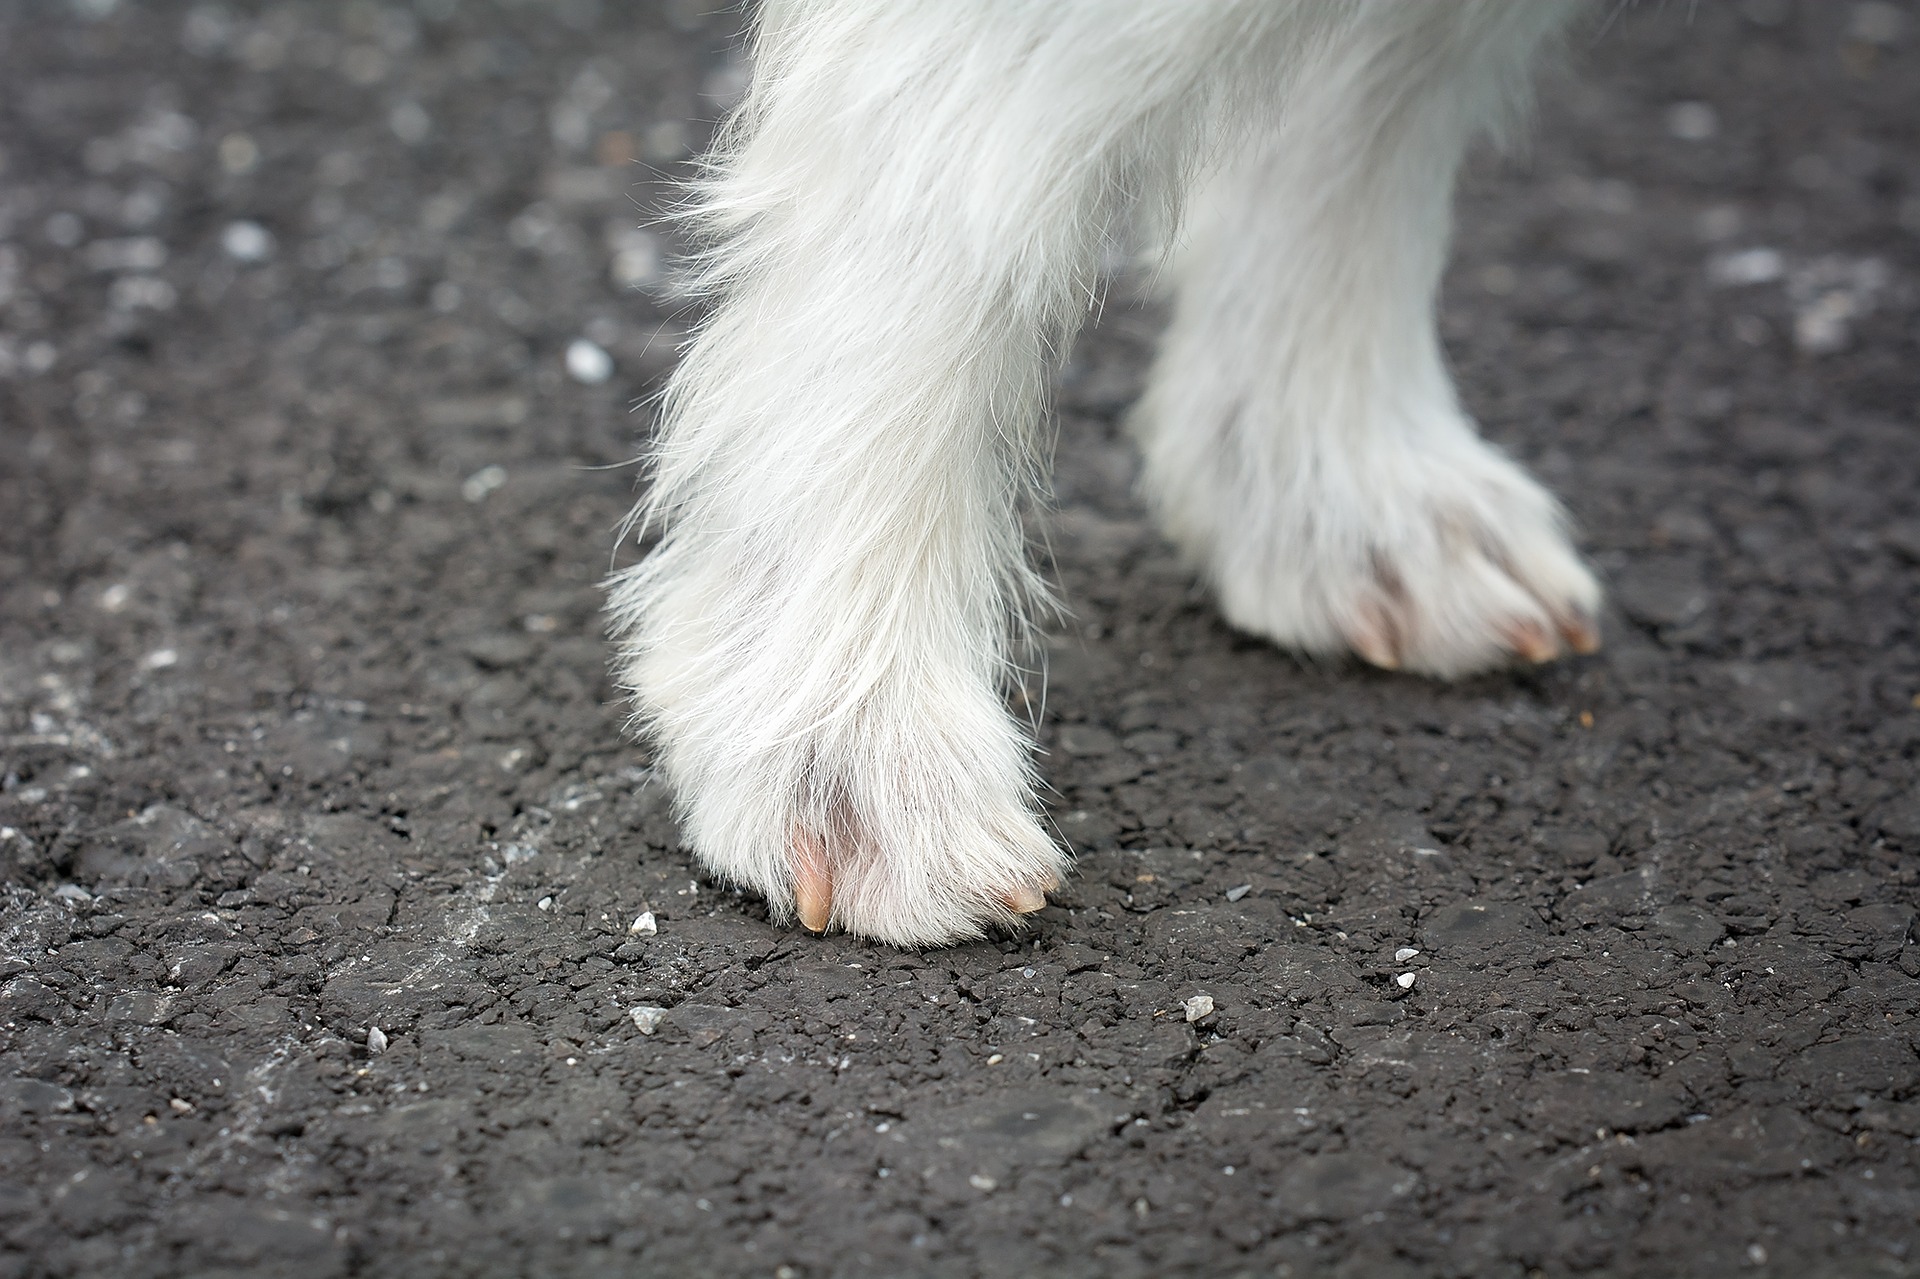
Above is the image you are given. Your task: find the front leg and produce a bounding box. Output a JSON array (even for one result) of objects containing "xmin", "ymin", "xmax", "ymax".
[
  {"xmin": 1134, "ymin": 1, "xmax": 1600, "ymax": 678},
  {"xmin": 608, "ymin": 3, "xmax": 1277, "ymax": 946}
]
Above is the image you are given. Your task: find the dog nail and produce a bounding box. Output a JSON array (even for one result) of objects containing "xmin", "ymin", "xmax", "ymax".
[
  {"xmin": 1002, "ymin": 885, "xmax": 1047, "ymax": 914},
  {"xmin": 1348, "ymin": 616, "xmax": 1400, "ymax": 670},
  {"xmin": 1502, "ymin": 619, "xmax": 1559, "ymax": 664},
  {"xmin": 794, "ymin": 873, "xmax": 831, "ymax": 933},
  {"xmin": 1559, "ymin": 613, "xmax": 1601, "ymax": 655},
  {"xmin": 790, "ymin": 831, "xmax": 832, "ymax": 933}
]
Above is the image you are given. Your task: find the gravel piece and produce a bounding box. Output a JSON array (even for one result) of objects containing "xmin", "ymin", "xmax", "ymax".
[
  {"xmin": 220, "ymin": 220, "xmax": 274, "ymax": 262},
  {"xmin": 565, "ymin": 338, "xmax": 614, "ymax": 384}
]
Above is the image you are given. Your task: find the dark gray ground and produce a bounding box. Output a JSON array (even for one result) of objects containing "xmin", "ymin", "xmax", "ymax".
[{"xmin": 2, "ymin": 2, "xmax": 1918, "ymax": 1276}]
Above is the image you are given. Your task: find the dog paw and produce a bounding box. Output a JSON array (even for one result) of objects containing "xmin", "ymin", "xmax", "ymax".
[
  {"xmin": 659, "ymin": 721, "xmax": 1065, "ymax": 950},
  {"xmin": 611, "ymin": 563, "xmax": 1068, "ymax": 947},
  {"xmin": 1324, "ymin": 502, "xmax": 1600, "ymax": 677},
  {"xmin": 782, "ymin": 772, "xmax": 1063, "ymax": 945},
  {"xmin": 721, "ymin": 729, "xmax": 1065, "ymax": 947},
  {"xmin": 1201, "ymin": 440, "xmax": 1602, "ymax": 679}
]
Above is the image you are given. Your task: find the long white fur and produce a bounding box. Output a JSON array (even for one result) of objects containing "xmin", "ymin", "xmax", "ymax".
[
  {"xmin": 1136, "ymin": 1, "xmax": 1599, "ymax": 677},
  {"xmin": 607, "ymin": 0, "xmax": 1600, "ymax": 947}
]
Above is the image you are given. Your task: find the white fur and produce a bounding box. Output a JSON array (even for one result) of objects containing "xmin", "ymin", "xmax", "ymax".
[
  {"xmin": 1135, "ymin": 1, "xmax": 1599, "ymax": 676},
  {"xmin": 607, "ymin": 0, "xmax": 1600, "ymax": 947}
]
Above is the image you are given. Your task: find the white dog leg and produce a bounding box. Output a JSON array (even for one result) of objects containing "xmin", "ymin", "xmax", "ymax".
[
  {"xmin": 1134, "ymin": 1, "xmax": 1601, "ymax": 678},
  {"xmin": 609, "ymin": 3, "xmax": 1302, "ymax": 946}
]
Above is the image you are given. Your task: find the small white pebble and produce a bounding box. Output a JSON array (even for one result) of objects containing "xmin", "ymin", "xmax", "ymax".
[
  {"xmin": 986, "ymin": 1053, "xmax": 1004, "ymax": 1065},
  {"xmin": 537, "ymin": 896, "xmax": 553, "ymax": 912},
  {"xmin": 140, "ymin": 648, "xmax": 178, "ymax": 671},
  {"xmin": 1224, "ymin": 884, "xmax": 1251, "ymax": 902},
  {"xmin": 53, "ymin": 884, "xmax": 92, "ymax": 903},
  {"xmin": 98, "ymin": 582, "xmax": 131, "ymax": 611},
  {"xmin": 366, "ymin": 1026, "xmax": 388, "ymax": 1054},
  {"xmin": 1394, "ymin": 947, "xmax": 1420, "ymax": 963},
  {"xmin": 220, "ymin": 220, "xmax": 274, "ymax": 262},
  {"xmin": 565, "ymin": 338, "xmax": 612, "ymax": 384},
  {"xmin": 1396, "ymin": 972, "xmax": 1417, "ymax": 990},
  {"xmin": 630, "ymin": 1005, "xmax": 665, "ymax": 1035},
  {"xmin": 1183, "ymin": 994, "xmax": 1215, "ymax": 1022},
  {"xmin": 629, "ymin": 910, "xmax": 657, "ymax": 935},
  {"xmin": 168, "ymin": 1098, "xmax": 193, "ymax": 1115},
  {"xmin": 1794, "ymin": 291, "xmax": 1860, "ymax": 354},
  {"xmin": 461, "ymin": 465, "xmax": 506, "ymax": 503},
  {"xmin": 969, "ymin": 1175, "xmax": 997, "ymax": 1192}
]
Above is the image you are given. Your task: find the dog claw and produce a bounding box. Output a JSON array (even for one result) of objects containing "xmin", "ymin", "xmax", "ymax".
[
  {"xmin": 790, "ymin": 830, "xmax": 832, "ymax": 933},
  {"xmin": 1501, "ymin": 618, "xmax": 1559, "ymax": 664},
  {"xmin": 1001, "ymin": 884, "xmax": 1048, "ymax": 914},
  {"xmin": 1347, "ymin": 606, "xmax": 1400, "ymax": 671},
  {"xmin": 1557, "ymin": 612, "xmax": 1601, "ymax": 655}
]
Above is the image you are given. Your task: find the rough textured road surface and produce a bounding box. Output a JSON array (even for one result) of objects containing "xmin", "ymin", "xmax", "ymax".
[{"xmin": 3, "ymin": 2, "xmax": 1919, "ymax": 1276}]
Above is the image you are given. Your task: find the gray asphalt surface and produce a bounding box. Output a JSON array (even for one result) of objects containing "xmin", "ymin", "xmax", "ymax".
[{"xmin": 1, "ymin": 2, "xmax": 1918, "ymax": 1276}]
